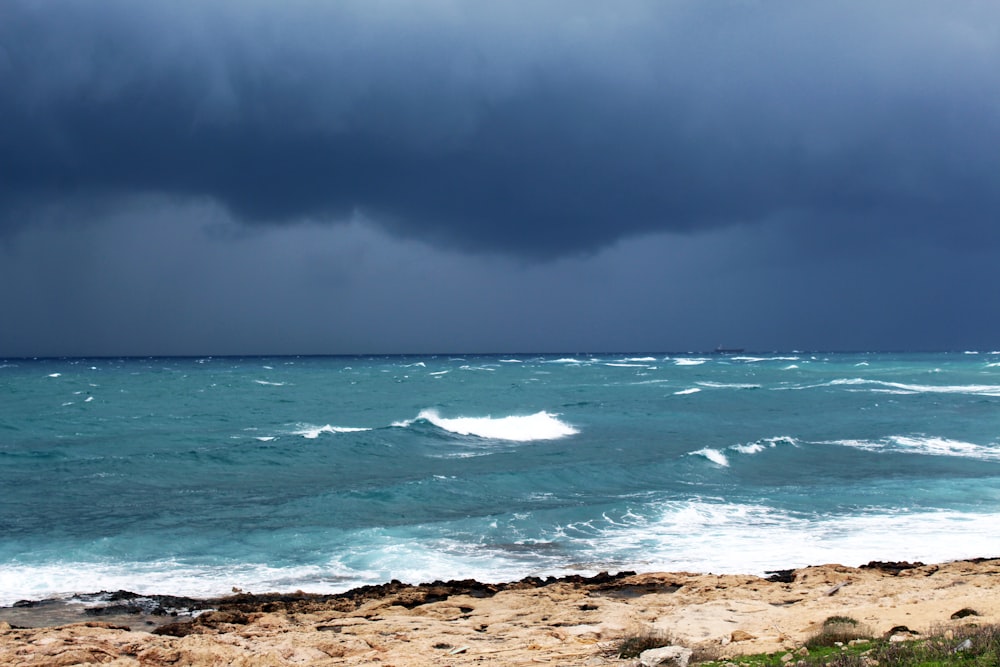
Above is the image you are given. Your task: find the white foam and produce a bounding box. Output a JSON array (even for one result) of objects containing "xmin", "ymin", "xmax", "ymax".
[
  {"xmin": 673, "ymin": 387, "xmax": 701, "ymax": 395},
  {"xmin": 814, "ymin": 378, "xmax": 1000, "ymax": 397},
  {"xmin": 293, "ymin": 424, "xmax": 372, "ymax": 439},
  {"xmin": 730, "ymin": 356, "xmax": 800, "ymax": 363},
  {"xmin": 697, "ymin": 381, "xmax": 761, "ymax": 389},
  {"xmin": 0, "ymin": 560, "xmax": 356, "ymax": 608},
  {"xmin": 47, "ymin": 373, "xmax": 61, "ymax": 378},
  {"xmin": 623, "ymin": 357, "xmax": 658, "ymax": 362},
  {"xmin": 824, "ymin": 436, "xmax": 1000, "ymax": 461},
  {"xmin": 255, "ymin": 437, "xmax": 276, "ymax": 442},
  {"xmin": 254, "ymin": 380, "xmax": 287, "ymax": 386},
  {"xmin": 429, "ymin": 370, "xmax": 450, "ymax": 376},
  {"xmin": 673, "ymin": 358, "xmax": 708, "ymax": 366},
  {"xmin": 412, "ymin": 409, "xmax": 578, "ymax": 442},
  {"xmin": 604, "ymin": 363, "xmax": 646, "ymax": 368},
  {"xmin": 731, "ymin": 442, "xmax": 765, "ymax": 454},
  {"xmin": 5, "ymin": 503, "xmax": 998, "ymax": 606},
  {"xmin": 730, "ymin": 436, "xmax": 797, "ymax": 455},
  {"xmin": 499, "ymin": 359, "xmax": 523, "ymax": 363},
  {"xmin": 878, "ymin": 381, "xmax": 1000, "ymax": 396},
  {"xmin": 690, "ymin": 448, "xmax": 729, "ymax": 466},
  {"xmin": 578, "ymin": 501, "xmax": 1000, "ymax": 576}
]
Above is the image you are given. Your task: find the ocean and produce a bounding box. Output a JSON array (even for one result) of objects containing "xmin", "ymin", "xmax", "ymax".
[{"xmin": 1, "ymin": 352, "xmax": 999, "ymax": 606}]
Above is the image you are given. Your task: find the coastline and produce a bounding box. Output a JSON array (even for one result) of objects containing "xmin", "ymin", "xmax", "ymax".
[{"xmin": 2, "ymin": 558, "xmax": 998, "ymax": 665}]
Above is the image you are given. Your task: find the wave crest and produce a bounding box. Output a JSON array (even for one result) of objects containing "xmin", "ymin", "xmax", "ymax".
[{"xmin": 409, "ymin": 409, "xmax": 578, "ymax": 442}]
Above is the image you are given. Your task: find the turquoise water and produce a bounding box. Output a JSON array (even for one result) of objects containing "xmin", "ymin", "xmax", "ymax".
[{"xmin": 1, "ymin": 352, "xmax": 999, "ymax": 605}]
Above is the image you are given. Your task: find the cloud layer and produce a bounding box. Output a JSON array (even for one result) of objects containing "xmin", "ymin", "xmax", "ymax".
[
  {"xmin": 2, "ymin": 2, "xmax": 998, "ymax": 355},
  {"xmin": 3, "ymin": 1, "xmax": 999, "ymax": 257}
]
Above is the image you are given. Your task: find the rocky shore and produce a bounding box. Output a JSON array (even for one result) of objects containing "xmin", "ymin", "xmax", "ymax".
[{"xmin": 1, "ymin": 558, "xmax": 998, "ymax": 665}]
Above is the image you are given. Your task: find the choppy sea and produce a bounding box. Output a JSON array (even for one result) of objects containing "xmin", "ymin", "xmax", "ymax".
[{"xmin": 1, "ymin": 352, "xmax": 999, "ymax": 606}]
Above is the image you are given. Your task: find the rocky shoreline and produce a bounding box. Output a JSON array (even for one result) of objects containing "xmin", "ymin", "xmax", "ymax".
[{"xmin": 1, "ymin": 559, "xmax": 998, "ymax": 665}]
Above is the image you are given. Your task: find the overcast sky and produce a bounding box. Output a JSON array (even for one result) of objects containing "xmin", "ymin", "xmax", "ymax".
[{"xmin": 2, "ymin": 1, "xmax": 999, "ymax": 356}]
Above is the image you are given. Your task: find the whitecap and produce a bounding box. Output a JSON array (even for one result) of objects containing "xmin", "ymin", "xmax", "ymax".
[
  {"xmin": 697, "ymin": 381, "xmax": 761, "ymax": 390},
  {"xmin": 731, "ymin": 442, "xmax": 765, "ymax": 455},
  {"xmin": 413, "ymin": 409, "xmax": 578, "ymax": 442},
  {"xmin": 254, "ymin": 380, "xmax": 287, "ymax": 386},
  {"xmin": 824, "ymin": 436, "xmax": 1000, "ymax": 461},
  {"xmin": 673, "ymin": 358, "xmax": 708, "ymax": 366},
  {"xmin": 673, "ymin": 387, "xmax": 701, "ymax": 395},
  {"xmin": 730, "ymin": 436, "xmax": 797, "ymax": 455},
  {"xmin": 293, "ymin": 424, "xmax": 372, "ymax": 439},
  {"xmin": 891, "ymin": 435, "xmax": 999, "ymax": 460},
  {"xmin": 690, "ymin": 448, "xmax": 729, "ymax": 466},
  {"xmin": 47, "ymin": 373, "xmax": 62, "ymax": 378},
  {"xmin": 822, "ymin": 378, "xmax": 1000, "ymax": 397}
]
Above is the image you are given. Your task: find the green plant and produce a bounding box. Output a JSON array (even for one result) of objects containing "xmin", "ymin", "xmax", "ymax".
[{"xmin": 691, "ymin": 623, "xmax": 1000, "ymax": 666}]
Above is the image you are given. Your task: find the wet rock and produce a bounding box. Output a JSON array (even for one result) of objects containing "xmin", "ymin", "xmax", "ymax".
[{"xmin": 860, "ymin": 561, "xmax": 924, "ymax": 576}]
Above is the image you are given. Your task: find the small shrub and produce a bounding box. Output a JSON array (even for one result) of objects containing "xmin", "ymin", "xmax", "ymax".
[
  {"xmin": 805, "ymin": 616, "xmax": 873, "ymax": 649},
  {"xmin": 616, "ymin": 628, "xmax": 673, "ymax": 659},
  {"xmin": 824, "ymin": 616, "xmax": 859, "ymax": 626},
  {"xmin": 689, "ymin": 642, "xmax": 722, "ymax": 664}
]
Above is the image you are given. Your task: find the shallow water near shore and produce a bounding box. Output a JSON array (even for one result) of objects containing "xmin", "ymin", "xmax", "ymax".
[{"xmin": 1, "ymin": 352, "xmax": 999, "ymax": 606}]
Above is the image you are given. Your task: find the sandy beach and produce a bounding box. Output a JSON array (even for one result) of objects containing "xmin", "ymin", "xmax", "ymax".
[{"xmin": 1, "ymin": 558, "xmax": 998, "ymax": 665}]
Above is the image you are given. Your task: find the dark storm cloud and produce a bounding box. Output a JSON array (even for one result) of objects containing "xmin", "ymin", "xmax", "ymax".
[{"xmin": 2, "ymin": 0, "xmax": 999, "ymax": 256}]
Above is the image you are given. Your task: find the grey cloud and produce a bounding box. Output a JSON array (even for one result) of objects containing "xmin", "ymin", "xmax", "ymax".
[{"xmin": 2, "ymin": 1, "xmax": 999, "ymax": 257}]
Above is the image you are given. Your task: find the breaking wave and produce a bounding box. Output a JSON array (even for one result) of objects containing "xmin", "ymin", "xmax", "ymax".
[
  {"xmin": 293, "ymin": 424, "xmax": 373, "ymax": 439},
  {"xmin": 689, "ymin": 437, "xmax": 798, "ymax": 466},
  {"xmin": 397, "ymin": 409, "xmax": 579, "ymax": 442}
]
